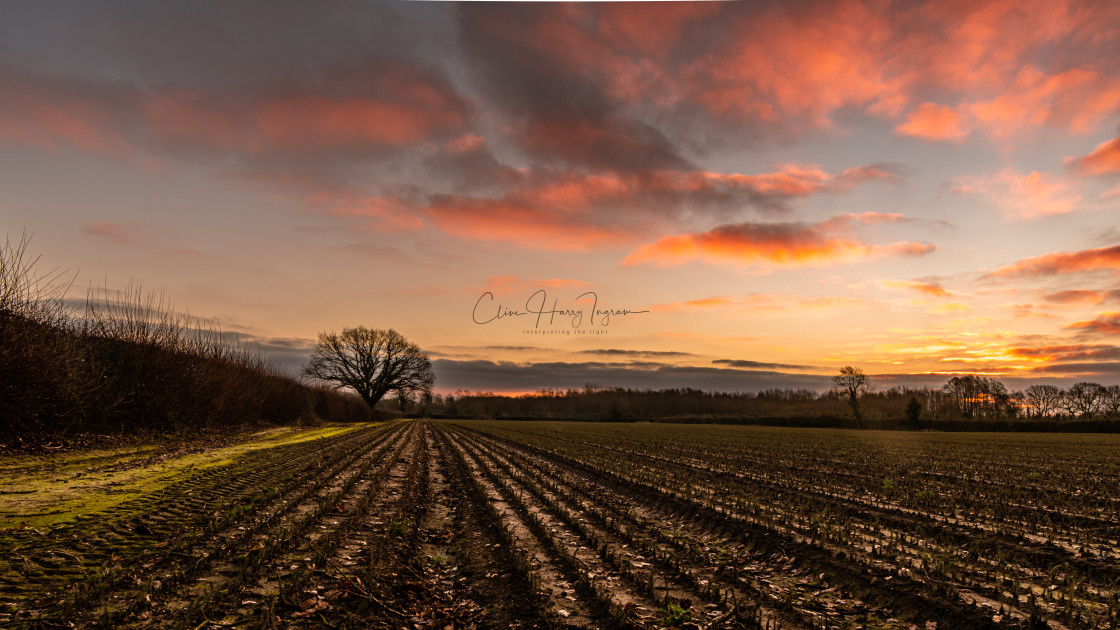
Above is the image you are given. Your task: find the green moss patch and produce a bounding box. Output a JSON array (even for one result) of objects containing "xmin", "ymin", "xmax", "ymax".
[{"xmin": 0, "ymin": 422, "xmax": 376, "ymax": 529}]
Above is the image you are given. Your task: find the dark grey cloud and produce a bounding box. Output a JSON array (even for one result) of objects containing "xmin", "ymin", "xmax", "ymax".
[
  {"xmin": 1042, "ymin": 289, "xmax": 1120, "ymax": 304},
  {"xmin": 874, "ymin": 372, "xmax": 1120, "ymax": 389},
  {"xmin": 240, "ymin": 335, "xmax": 315, "ymax": 376},
  {"xmin": 455, "ymin": 3, "xmax": 694, "ymax": 171},
  {"xmin": 713, "ymin": 359, "xmax": 817, "ymax": 370},
  {"xmin": 578, "ymin": 348, "xmax": 698, "ymax": 358},
  {"xmin": 432, "ymin": 359, "xmax": 832, "ymax": 393},
  {"xmin": 0, "ymin": 1, "xmax": 457, "ymax": 89},
  {"xmin": 0, "ymin": 58, "xmax": 470, "ymax": 180},
  {"xmin": 1029, "ymin": 362, "xmax": 1120, "ymax": 375},
  {"xmin": 421, "ymin": 139, "xmax": 523, "ymax": 195},
  {"xmin": 60, "ymin": 290, "xmax": 316, "ymax": 376}
]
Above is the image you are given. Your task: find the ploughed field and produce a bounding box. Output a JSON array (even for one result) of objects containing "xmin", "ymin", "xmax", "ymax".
[{"xmin": 2, "ymin": 421, "xmax": 1119, "ymax": 629}]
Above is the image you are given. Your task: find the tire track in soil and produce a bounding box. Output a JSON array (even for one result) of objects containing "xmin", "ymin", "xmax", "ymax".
[
  {"xmin": 429, "ymin": 424, "xmax": 548, "ymax": 629},
  {"xmin": 449, "ymin": 427, "xmax": 676, "ymax": 629},
  {"xmin": 281, "ymin": 421, "xmax": 431, "ymax": 628},
  {"xmin": 453, "ymin": 426, "xmax": 806, "ymax": 630},
  {"xmin": 462, "ymin": 424, "xmax": 1027, "ymax": 630},
  {"xmin": 443, "ymin": 428, "xmax": 605, "ymax": 628},
  {"xmin": 65, "ymin": 423, "xmax": 404, "ymax": 626},
  {"xmin": 514, "ymin": 426, "xmax": 1120, "ymax": 623},
  {"xmin": 612, "ymin": 435, "xmax": 1120, "ymax": 622},
  {"xmin": 593, "ymin": 446, "xmax": 1079, "ymax": 627},
  {"xmin": 140, "ymin": 422, "xmax": 422, "ymax": 628},
  {"xmin": 4, "ymin": 423, "xmax": 400, "ymax": 625},
  {"xmin": 458, "ymin": 431, "xmax": 711, "ymax": 622}
]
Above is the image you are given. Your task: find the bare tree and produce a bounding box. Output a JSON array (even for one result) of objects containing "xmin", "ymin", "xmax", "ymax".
[
  {"xmin": 303, "ymin": 327, "xmax": 434, "ymax": 410},
  {"xmin": 832, "ymin": 366, "xmax": 871, "ymax": 427},
  {"xmin": 1066, "ymin": 382, "xmax": 1106, "ymax": 419},
  {"xmin": 1103, "ymin": 385, "xmax": 1120, "ymax": 418},
  {"xmin": 941, "ymin": 375, "xmax": 1012, "ymax": 419},
  {"xmin": 1023, "ymin": 384, "xmax": 1062, "ymax": 418}
]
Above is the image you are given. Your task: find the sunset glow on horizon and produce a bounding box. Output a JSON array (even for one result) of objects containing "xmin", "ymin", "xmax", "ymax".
[{"xmin": 4, "ymin": 1, "xmax": 1120, "ymax": 394}]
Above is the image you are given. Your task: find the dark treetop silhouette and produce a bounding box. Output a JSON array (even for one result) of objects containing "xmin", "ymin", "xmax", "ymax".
[
  {"xmin": 832, "ymin": 366, "xmax": 872, "ymax": 427},
  {"xmin": 303, "ymin": 326, "xmax": 434, "ymax": 409}
]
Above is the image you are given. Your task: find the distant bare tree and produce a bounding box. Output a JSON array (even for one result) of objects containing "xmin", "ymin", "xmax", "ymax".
[
  {"xmin": 303, "ymin": 327, "xmax": 433, "ymax": 410},
  {"xmin": 1023, "ymin": 384, "xmax": 1062, "ymax": 418},
  {"xmin": 941, "ymin": 375, "xmax": 1013, "ymax": 419},
  {"xmin": 832, "ymin": 366, "xmax": 872, "ymax": 427},
  {"xmin": 1103, "ymin": 385, "xmax": 1120, "ymax": 418},
  {"xmin": 1066, "ymin": 382, "xmax": 1106, "ymax": 419}
]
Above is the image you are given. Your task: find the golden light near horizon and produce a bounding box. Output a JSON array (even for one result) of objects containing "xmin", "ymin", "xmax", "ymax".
[{"xmin": 3, "ymin": 0, "xmax": 1120, "ymax": 394}]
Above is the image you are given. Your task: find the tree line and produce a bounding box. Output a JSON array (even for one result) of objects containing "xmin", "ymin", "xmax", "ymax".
[{"xmin": 413, "ymin": 369, "xmax": 1120, "ymax": 424}]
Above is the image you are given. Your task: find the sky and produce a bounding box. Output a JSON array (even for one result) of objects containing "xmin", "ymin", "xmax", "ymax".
[{"xmin": 3, "ymin": 0, "xmax": 1120, "ymax": 395}]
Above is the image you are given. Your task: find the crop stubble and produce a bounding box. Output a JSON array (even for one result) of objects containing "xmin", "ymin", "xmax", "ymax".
[{"xmin": 2, "ymin": 420, "xmax": 1118, "ymax": 629}]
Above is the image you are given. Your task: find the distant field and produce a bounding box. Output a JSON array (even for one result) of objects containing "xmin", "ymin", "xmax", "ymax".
[{"xmin": 2, "ymin": 421, "xmax": 1118, "ymax": 628}]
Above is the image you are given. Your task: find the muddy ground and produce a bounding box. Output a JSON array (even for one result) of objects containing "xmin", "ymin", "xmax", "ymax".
[{"xmin": 2, "ymin": 420, "xmax": 1116, "ymax": 629}]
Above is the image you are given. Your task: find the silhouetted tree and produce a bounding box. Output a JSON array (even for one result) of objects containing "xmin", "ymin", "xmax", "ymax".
[
  {"xmin": 303, "ymin": 327, "xmax": 433, "ymax": 410},
  {"xmin": 832, "ymin": 366, "xmax": 871, "ymax": 427},
  {"xmin": 1066, "ymin": 382, "xmax": 1106, "ymax": 419},
  {"xmin": 1103, "ymin": 385, "xmax": 1120, "ymax": 418},
  {"xmin": 941, "ymin": 375, "xmax": 1013, "ymax": 419},
  {"xmin": 905, "ymin": 396, "xmax": 922, "ymax": 426},
  {"xmin": 1024, "ymin": 384, "xmax": 1062, "ymax": 418}
]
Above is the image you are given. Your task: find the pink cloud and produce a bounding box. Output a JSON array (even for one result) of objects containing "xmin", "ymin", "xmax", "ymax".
[
  {"xmin": 422, "ymin": 163, "xmax": 896, "ymax": 251},
  {"xmin": 952, "ymin": 168, "xmax": 1081, "ymax": 219},
  {"xmin": 1068, "ymin": 134, "xmax": 1120, "ymax": 175},
  {"xmin": 896, "ymin": 102, "xmax": 970, "ymax": 142}
]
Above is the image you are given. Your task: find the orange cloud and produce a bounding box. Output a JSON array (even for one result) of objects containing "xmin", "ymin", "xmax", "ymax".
[
  {"xmin": 694, "ymin": 2, "xmax": 906, "ymax": 128},
  {"xmin": 965, "ymin": 66, "xmax": 1120, "ymax": 140},
  {"xmin": 1043, "ymin": 290, "xmax": 1111, "ymax": 305},
  {"xmin": 252, "ymin": 95, "xmax": 462, "ymax": 150},
  {"xmin": 0, "ymin": 74, "xmax": 136, "ymax": 158},
  {"xmin": 595, "ymin": 2, "xmax": 723, "ymax": 57},
  {"xmin": 1067, "ymin": 313, "xmax": 1120, "ymax": 335},
  {"xmin": 651, "ymin": 295, "xmax": 739, "ymax": 312},
  {"xmin": 0, "ymin": 62, "xmax": 467, "ymax": 163},
  {"xmin": 985, "ymin": 245, "xmax": 1120, "ymax": 278},
  {"xmin": 623, "ymin": 220, "xmax": 935, "ymax": 269},
  {"xmin": 684, "ymin": 1, "xmax": 1120, "ymax": 140},
  {"xmin": 952, "ymin": 168, "xmax": 1081, "ymax": 219},
  {"xmin": 799, "ymin": 296, "xmax": 870, "ymax": 311},
  {"xmin": 1008, "ymin": 344, "xmax": 1120, "ymax": 362},
  {"xmin": 896, "ymin": 102, "xmax": 969, "ymax": 142},
  {"xmin": 470, "ymin": 163, "xmax": 891, "ymax": 217},
  {"xmin": 420, "ymin": 163, "xmax": 896, "ymax": 251},
  {"xmin": 1068, "ymin": 134, "xmax": 1120, "ymax": 175},
  {"xmin": 927, "ymin": 302, "xmax": 972, "ymax": 314},
  {"xmin": 426, "ymin": 196, "xmax": 631, "ymax": 252},
  {"xmin": 883, "ymin": 279, "xmax": 950, "ymax": 297}
]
